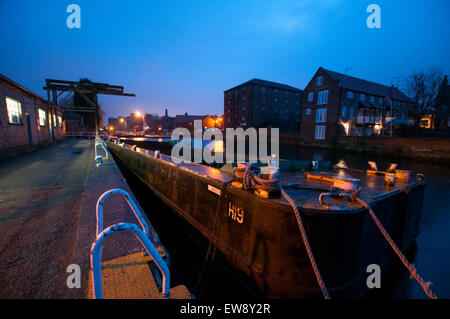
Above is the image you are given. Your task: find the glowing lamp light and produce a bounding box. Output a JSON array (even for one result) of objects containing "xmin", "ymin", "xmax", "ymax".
[
  {"xmin": 213, "ymin": 140, "xmax": 224, "ymax": 153},
  {"xmin": 341, "ymin": 122, "xmax": 350, "ymax": 136},
  {"xmin": 135, "ymin": 111, "xmax": 141, "ymax": 117},
  {"xmin": 374, "ymin": 124, "xmax": 382, "ymax": 134}
]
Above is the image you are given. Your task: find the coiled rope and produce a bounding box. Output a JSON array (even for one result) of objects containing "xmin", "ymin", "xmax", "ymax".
[
  {"xmin": 235, "ymin": 163, "xmax": 331, "ymax": 299},
  {"xmin": 355, "ymin": 196, "xmax": 438, "ymax": 299}
]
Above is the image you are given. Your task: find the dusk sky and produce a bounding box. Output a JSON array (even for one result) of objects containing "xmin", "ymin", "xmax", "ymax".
[{"xmin": 0, "ymin": 0, "xmax": 449, "ymax": 121}]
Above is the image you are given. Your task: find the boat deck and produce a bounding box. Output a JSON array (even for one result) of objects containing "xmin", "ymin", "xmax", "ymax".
[{"xmin": 129, "ymin": 144, "xmax": 420, "ymax": 211}]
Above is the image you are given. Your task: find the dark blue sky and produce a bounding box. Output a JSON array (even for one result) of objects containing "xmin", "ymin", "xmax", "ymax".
[{"xmin": 0, "ymin": 0, "xmax": 449, "ymax": 120}]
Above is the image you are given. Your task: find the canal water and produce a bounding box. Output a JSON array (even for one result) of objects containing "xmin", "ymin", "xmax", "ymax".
[{"xmin": 116, "ymin": 138, "xmax": 450, "ymax": 299}]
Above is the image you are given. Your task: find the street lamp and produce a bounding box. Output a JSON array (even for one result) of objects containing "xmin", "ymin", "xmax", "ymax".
[
  {"xmin": 135, "ymin": 111, "xmax": 145, "ymax": 133},
  {"xmin": 119, "ymin": 117, "xmax": 127, "ymax": 131}
]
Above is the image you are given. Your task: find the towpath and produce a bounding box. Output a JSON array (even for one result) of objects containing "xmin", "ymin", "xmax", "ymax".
[{"xmin": 0, "ymin": 139, "xmax": 150, "ymax": 298}]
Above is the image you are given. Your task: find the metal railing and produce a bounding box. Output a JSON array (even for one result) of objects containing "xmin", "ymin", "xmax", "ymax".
[
  {"xmin": 96, "ymin": 189, "xmax": 149, "ymax": 237},
  {"xmin": 91, "ymin": 188, "xmax": 169, "ymax": 299},
  {"xmin": 90, "ymin": 223, "xmax": 170, "ymax": 299},
  {"xmin": 95, "ymin": 136, "xmax": 109, "ymax": 161}
]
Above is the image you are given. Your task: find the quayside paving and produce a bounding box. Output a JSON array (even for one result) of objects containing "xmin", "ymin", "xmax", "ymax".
[{"xmin": 0, "ymin": 139, "xmax": 153, "ymax": 298}]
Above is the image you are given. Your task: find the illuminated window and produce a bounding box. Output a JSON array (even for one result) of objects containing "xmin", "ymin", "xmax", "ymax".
[
  {"xmin": 38, "ymin": 108, "xmax": 46, "ymax": 126},
  {"xmin": 58, "ymin": 115, "xmax": 63, "ymax": 128},
  {"xmin": 53, "ymin": 114, "xmax": 57, "ymax": 127},
  {"xmin": 316, "ymin": 108, "xmax": 327, "ymax": 123},
  {"xmin": 6, "ymin": 97, "xmax": 22, "ymax": 124},
  {"xmin": 360, "ymin": 94, "xmax": 365, "ymax": 101},
  {"xmin": 315, "ymin": 125, "xmax": 326, "ymax": 140},
  {"xmin": 317, "ymin": 90, "xmax": 328, "ymax": 105}
]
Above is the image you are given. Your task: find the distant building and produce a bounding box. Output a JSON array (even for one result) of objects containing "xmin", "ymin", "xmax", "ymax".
[
  {"xmin": 0, "ymin": 74, "xmax": 65, "ymax": 155},
  {"xmin": 299, "ymin": 67, "xmax": 413, "ymax": 142},
  {"xmin": 108, "ymin": 117, "xmax": 119, "ymax": 130},
  {"xmin": 123, "ymin": 112, "xmax": 145, "ymax": 131},
  {"xmin": 174, "ymin": 113, "xmax": 206, "ymax": 132},
  {"xmin": 224, "ymin": 78, "xmax": 303, "ymax": 133},
  {"xmin": 150, "ymin": 109, "xmax": 176, "ymax": 132}
]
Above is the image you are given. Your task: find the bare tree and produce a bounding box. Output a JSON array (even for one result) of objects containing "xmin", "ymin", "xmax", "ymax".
[
  {"xmin": 98, "ymin": 104, "xmax": 106, "ymax": 128},
  {"xmin": 405, "ymin": 68, "xmax": 443, "ymax": 126}
]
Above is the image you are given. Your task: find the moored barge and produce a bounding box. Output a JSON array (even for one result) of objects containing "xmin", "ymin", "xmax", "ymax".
[{"xmin": 106, "ymin": 138, "xmax": 426, "ymax": 299}]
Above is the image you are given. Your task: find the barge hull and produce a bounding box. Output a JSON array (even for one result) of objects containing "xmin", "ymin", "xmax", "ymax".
[{"xmin": 107, "ymin": 141, "xmax": 425, "ymax": 299}]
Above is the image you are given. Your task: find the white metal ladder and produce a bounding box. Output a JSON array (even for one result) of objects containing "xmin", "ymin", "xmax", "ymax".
[
  {"xmin": 95, "ymin": 136, "xmax": 109, "ymax": 166},
  {"xmin": 90, "ymin": 189, "xmax": 170, "ymax": 299}
]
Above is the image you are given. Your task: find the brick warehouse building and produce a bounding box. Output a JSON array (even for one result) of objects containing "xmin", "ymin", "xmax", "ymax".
[
  {"xmin": 0, "ymin": 74, "xmax": 65, "ymax": 155},
  {"xmin": 299, "ymin": 67, "xmax": 413, "ymax": 143},
  {"xmin": 224, "ymin": 79, "xmax": 303, "ymax": 133}
]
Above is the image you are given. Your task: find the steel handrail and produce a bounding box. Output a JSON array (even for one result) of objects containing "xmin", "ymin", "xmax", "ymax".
[
  {"xmin": 95, "ymin": 136, "xmax": 109, "ymax": 160},
  {"xmin": 90, "ymin": 222, "xmax": 170, "ymax": 299},
  {"xmin": 96, "ymin": 189, "xmax": 149, "ymax": 237}
]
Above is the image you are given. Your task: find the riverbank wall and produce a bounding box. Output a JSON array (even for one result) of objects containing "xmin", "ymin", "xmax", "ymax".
[{"xmin": 296, "ymin": 136, "xmax": 450, "ymax": 163}]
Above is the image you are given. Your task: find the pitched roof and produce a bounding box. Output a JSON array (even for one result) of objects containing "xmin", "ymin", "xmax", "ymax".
[
  {"xmin": 226, "ymin": 78, "xmax": 303, "ymax": 93},
  {"xmin": 321, "ymin": 68, "xmax": 412, "ymax": 102},
  {"xmin": 0, "ymin": 73, "xmax": 47, "ymax": 103}
]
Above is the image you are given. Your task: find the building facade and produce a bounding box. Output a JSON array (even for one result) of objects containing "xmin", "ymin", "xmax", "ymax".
[
  {"xmin": 174, "ymin": 113, "xmax": 206, "ymax": 132},
  {"xmin": 224, "ymin": 79, "xmax": 303, "ymax": 133},
  {"xmin": 300, "ymin": 67, "xmax": 413, "ymax": 142},
  {"xmin": 0, "ymin": 74, "xmax": 65, "ymax": 155}
]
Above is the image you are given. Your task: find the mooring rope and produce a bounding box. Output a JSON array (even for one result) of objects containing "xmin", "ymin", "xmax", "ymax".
[
  {"xmin": 281, "ymin": 189, "xmax": 331, "ymax": 299},
  {"xmin": 236, "ymin": 163, "xmax": 331, "ymax": 299},
  {"xmin": 355, "ymin": 196, "xmax": 438, "ymax": 299}
]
